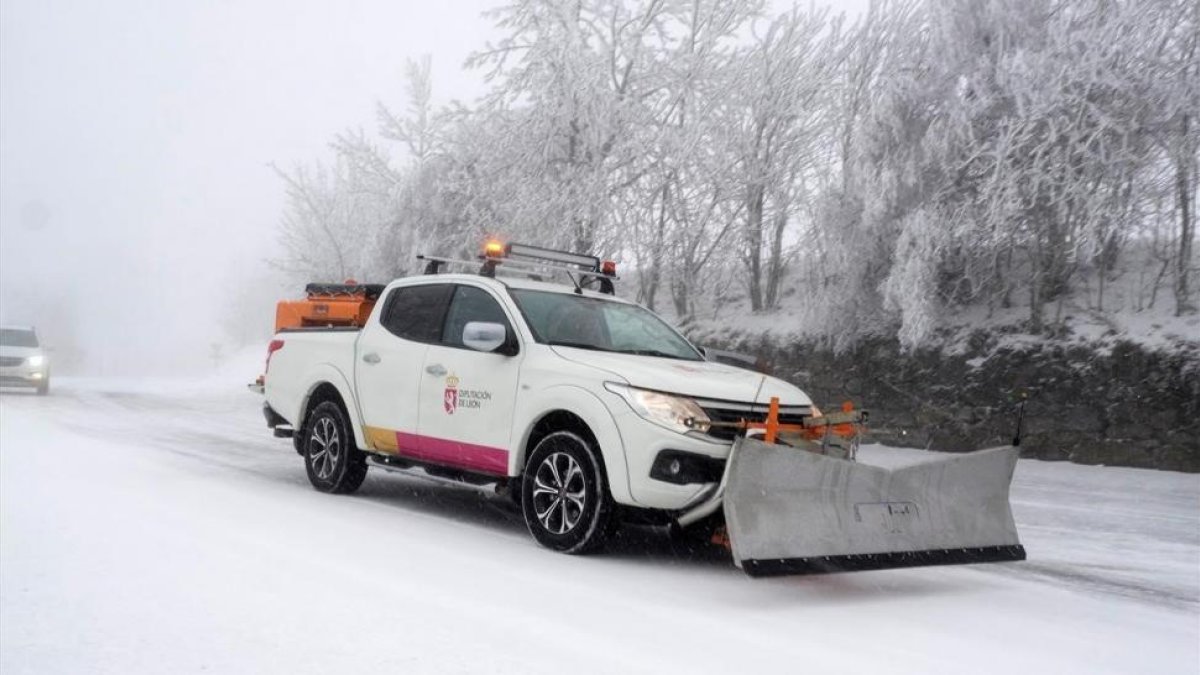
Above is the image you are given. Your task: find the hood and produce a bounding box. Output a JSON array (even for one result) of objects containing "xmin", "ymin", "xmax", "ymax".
[
  {"xmin": 0, "ymin": 346, "xmax": 42, "ymax": 359},
  {"xmin": 550, "ymin": 346, "xmax": 811, "ymax": 406}
]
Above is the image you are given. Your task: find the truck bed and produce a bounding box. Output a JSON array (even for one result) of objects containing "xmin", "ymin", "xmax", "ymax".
[{"xmin": 263, "ymin": 329, "xmax": 360, "ymax": 429}]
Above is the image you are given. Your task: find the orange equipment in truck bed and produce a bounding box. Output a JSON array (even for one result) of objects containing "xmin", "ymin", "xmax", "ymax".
[{"xmin": 274, "ymin": 281, "xmax": 385, "ymax": 333}]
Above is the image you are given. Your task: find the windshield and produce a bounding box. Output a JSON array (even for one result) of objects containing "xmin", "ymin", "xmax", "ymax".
[
  {"xmin": 0, "ymin": 329, "xmax": 38, "ymax": 348},
  {"xmin": 509, "ymin": 289, "xmax": 702, "ymax": 361}
]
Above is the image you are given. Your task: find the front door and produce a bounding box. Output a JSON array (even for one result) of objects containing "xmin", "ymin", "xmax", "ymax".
[
  {"xmin": 354, "ymin": 283, "xmax": 454, "ymax": 452},
  {"xmin": 414, "ymin": 284, "xmax": 523, "ymax": 476}
]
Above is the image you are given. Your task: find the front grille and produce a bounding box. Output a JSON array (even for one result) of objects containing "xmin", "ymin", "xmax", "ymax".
[
  {"xmin": 0, "ymin": 356, "xmax": 24, "ymax": 367},
  {"xmin": 697, "ymin": 399, "xmax": 811, "ymax": 441}
]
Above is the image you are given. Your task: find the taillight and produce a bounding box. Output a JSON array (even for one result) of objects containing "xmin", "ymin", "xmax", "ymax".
[{"xmin": 265, "ymin": 339, "xmax": 285, "ymax": 373}]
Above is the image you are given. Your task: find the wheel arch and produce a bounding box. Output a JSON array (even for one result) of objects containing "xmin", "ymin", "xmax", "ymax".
[
  {"xmin": 512, "ymin": 386, "xmax": 633, "ymax": 506},
  {"xmin": 525, "ymin": 412, "xmax": 602, "ymax": 467},
  {"xmin": 295, "ymin": 366, "xmax": 366, "ymax": 450}
]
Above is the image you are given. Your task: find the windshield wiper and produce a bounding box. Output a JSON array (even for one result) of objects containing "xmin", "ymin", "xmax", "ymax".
[
  {"xmin": 548, "ymin": 342, "xmax": 697, "ymax": 360},
  {"xmin": 548, "ymin": 341, "xmax": 613, "ymax": 353},
  {"xmin": 616, "ymin": 348, "xmax": 696, "ymax": 361}
]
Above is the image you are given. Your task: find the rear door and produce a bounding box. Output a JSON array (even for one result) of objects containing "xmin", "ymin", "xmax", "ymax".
[
  {"xmin": 354, "ymin": 283, "xmax": 454, "ymax": 452},
  {"xmin": 414, "ymin": 284, "xmax": 524, "ymax": 476}
]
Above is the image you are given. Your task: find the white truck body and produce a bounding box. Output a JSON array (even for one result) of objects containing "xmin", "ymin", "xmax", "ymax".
[
  {"xmin": 263, "ymin": 273, "xmax": 813, "ymax": 515},
  {"xmin": 259, "ymin": 261, "xmax": 1024, "ymax": 574}
]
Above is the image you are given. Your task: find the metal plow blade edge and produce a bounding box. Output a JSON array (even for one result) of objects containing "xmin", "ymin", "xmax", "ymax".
[{"xmin": 723, "ymin": 439, "xmax": 1026, "ymax": 577}]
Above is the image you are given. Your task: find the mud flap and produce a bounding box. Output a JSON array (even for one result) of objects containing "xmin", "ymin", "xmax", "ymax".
[{"xmin": 723, "ymin": 439, "xmax": 1026, "ymax": 577}]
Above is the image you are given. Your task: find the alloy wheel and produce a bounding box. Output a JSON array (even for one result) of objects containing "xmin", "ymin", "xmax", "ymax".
[
  {"xmin": 309, "ymin": 416, "xmax": 341, "ymax": 480},
  {"xmin": 531, "ymin": 451, "xmax": 588, "ymax": 534}
]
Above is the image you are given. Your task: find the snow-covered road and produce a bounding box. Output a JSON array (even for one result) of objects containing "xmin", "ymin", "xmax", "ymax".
[{"xmin": 2, "ymin": 377, "xmax": 1198, "ymax": 674}]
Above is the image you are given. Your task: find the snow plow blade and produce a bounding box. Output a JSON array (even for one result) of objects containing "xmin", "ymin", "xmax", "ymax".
[{"xmin": 723, "ymin": 439, "xmax": 1025, "ymax": 577}]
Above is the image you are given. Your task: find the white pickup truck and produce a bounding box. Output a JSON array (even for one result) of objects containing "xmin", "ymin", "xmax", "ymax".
[{"xmin": 261, "ymin": 243, "xmax": 815, "ymax": 554}]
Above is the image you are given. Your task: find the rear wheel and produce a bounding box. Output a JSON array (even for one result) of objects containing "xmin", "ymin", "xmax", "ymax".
[
  {"xmin": 303, "ymin": 400, "xmax": 367, "ymax": 494},
  {"xmin": 521, "ymin": 430, "xmax": 614, "ymax": 554}
]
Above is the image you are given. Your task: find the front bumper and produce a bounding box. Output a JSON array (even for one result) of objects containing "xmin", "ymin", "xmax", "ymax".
[
  {"xmin": 0, "ymin": 366, "xmax": 48, "ymax": 388},
  {"xmin": 606, "ymin": 399, "xmax": 734, "ymax": 512}
]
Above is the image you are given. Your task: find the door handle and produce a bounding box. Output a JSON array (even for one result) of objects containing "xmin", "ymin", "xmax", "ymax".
[
  {"xmin": 425, "ymin": 364, "xmax": 447, "ymax": 377},
  {"xmin": 362, "ymin": 353, "xmax": 381, "ymax": 365}
]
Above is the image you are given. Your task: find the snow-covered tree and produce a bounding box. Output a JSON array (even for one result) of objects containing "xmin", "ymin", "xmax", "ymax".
[{"xmin": 271, "ymin": 0, "xmax": 1197, "ymax": 349}]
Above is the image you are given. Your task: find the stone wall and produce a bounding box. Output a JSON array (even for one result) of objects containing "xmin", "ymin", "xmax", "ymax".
[{"xmin": 705, "ymin": 332, "xmax": 1200, "ymax": 473}]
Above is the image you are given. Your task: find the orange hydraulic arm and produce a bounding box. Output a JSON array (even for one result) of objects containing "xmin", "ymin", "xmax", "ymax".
[{"xmin": 706, "ymin": 397, "xmax": 867, "ymax": 550}]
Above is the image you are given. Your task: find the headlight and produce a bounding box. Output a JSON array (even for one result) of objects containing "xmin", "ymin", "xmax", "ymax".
[
  {"xmin": 26, "ymin": 355, "xmax": 45, "ymax": 368},
  {"xmin": 604, "ymin": 382, "xmax": 711, "ymax": 435}
]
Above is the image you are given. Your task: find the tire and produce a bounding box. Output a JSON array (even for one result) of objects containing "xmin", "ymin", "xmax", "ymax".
[
  {"xmin": 36, "ymin": 380, "xmax": 49, "ymax": 396},
  {"xmin": 521, "ymin": 430, "xmax": 614, "ymax": 554},
  {"xmin": 302, "ymin": 400, "xmax": 367, "ymax": 494}
]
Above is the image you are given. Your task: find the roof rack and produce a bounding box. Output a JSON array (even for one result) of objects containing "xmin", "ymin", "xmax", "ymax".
[{"xmin": 417, "ymin": 240, "xmax": 618, "ymax": 295}]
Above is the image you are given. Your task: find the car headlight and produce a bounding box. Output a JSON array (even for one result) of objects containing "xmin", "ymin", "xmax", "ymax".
[
  {"xmin": 604, "ymin": 382, "xmax": 711, "ymax": 435},
  {"xmin": 26, "ymin": 355, "xmax": 45, "ymax": 368}
]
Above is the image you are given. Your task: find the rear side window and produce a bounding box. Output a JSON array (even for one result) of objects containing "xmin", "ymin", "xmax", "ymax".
[
  {"xmin": 380, "ymin": 284, "xmax": 454, "ymax": 343},
  {"xmin": 441, "ymin": 286, "xmax": 512, "ymax": 348}
]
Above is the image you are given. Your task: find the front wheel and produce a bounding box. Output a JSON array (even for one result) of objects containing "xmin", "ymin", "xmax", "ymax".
[
  {"xmin": 303, "ymin": 400, "xmax": 367, "ymax": 494},
  {"xmin": 521, "ymin": 430, "xmax": 614, "ymax": 554}
]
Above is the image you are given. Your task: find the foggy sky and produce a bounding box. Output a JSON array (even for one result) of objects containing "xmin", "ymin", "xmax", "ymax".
[
  {"xmin": 0, "ymin": 0, "xmax": 496, "ymax": 373},
  {"xmin": 0, "ymin": 0, "xmax": 864, "ymax": 375}
]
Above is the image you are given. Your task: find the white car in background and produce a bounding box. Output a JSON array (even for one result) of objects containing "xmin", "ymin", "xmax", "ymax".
[{"xmin": 0, "ymin": 326, "xmax": 50, "ymax": 395}]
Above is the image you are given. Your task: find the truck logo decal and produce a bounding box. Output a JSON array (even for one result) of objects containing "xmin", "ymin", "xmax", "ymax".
[
  {"xmin": 442, "ymin": 373, "xmax": 491, "ymax": 414},
  {"xmin": 444, "ymin": 374, "xmax": 459, "ymax": 414}
]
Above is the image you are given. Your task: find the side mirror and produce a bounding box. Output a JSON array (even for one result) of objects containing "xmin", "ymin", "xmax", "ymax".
[{"xmin": 463, "ymin": 321, "xmax": 508, "ymax": 353}]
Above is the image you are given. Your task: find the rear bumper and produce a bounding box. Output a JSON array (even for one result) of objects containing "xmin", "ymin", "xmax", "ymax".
[{"xmin": 263, "ymin": 402, "xmax": 289, "ymax": 428}]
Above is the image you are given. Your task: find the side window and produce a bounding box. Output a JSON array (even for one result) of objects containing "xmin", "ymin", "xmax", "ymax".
[
  {"xmin": 441, "ymin": 286, "xmax": 512, "ymax": 348},
  {"xmin": 380, "ymin": 284, "xmax": 454, "ymax": 343}
]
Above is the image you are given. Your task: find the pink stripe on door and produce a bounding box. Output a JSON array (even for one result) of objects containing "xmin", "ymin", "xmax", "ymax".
[{"xmin": 393, "ymin": 431, "xmax": 509, "ymax": 476}]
